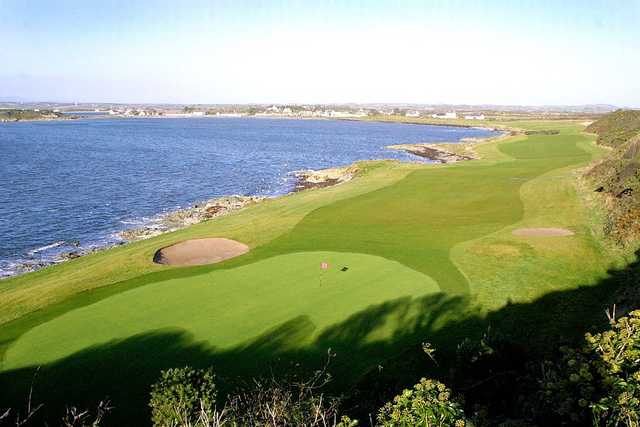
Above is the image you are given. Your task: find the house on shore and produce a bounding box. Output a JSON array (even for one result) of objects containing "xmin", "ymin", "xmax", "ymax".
[
  {"xmin": 431, "ymin": 111, "xmax": 457, "ymax": 119},
  {"xmin": 464, "ymin": 113, "xmax": 486, "ymax": 120}
]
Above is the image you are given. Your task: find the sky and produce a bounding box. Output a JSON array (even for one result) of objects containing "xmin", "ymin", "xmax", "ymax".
[{"xmin": 1, "ymin": 0, "xmax": 639, "ymax": 106}]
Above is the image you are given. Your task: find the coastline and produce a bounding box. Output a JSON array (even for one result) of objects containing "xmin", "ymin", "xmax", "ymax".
[
  {"xmin": 387, "ymin": 128, "xmax": 511, "ymax": 163},
  {"xmin": 388, "ymin": 143, "xmax": 475, "ymax": 163},
  {"xmin": 0, "ymin": 119, "xmax": 502, "ymax": 279},
  {"xmin": 107, "ymin": 164, "xmax": 360, "ymax": 243},
  {"xmin": 0, "ymin": 115, "xmax": 79, "ymax": 123},
  {"xmin": 0, "ymin": 164, "xmax": 361, "ymax": 278}
]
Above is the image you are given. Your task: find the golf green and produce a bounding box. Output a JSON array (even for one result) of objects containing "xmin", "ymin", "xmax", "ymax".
[{"xmin": 3, "ymin": 251, "xmax": 439, "ymax": 370}]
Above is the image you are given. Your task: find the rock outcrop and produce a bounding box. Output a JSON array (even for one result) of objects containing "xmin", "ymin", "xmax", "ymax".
[{"xmin": 117, "ymin": 195, "xmax": 265, "ymax": 241}]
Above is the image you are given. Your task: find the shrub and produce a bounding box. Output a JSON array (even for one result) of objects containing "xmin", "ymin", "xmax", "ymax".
[
  {"xmin": 377, "ymin": 378, "xmax": 468, "ymax": 427},
  {"xmin": 226, "ymin": 359, "xmax": 343, "ymax": 426},
  {"xmin": 538, "ymin": 310, "xmax": 640, "ymax": 426},
  {"xmin": 149, "ymin": 367, "xmax": 217, "ymax": 427}
]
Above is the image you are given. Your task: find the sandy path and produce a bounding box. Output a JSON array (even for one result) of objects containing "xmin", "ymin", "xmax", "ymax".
[
  {"xmin": 512, "ymin": 228, "xmax": 574, "ymax": 237},
  {"xmin": 153, "ymin": 238, "xmax": 249, "ymax": 266}
]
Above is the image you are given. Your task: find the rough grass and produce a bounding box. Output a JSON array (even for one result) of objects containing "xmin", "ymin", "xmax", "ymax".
[{"xmin": 0, "ymin": 119, "xmax": 621, "ymax": 424}]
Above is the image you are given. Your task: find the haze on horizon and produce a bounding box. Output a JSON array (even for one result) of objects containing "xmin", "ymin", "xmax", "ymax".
[{"xmin": 1, "ymin": 0, "xmax": 639, "ymax": 107}]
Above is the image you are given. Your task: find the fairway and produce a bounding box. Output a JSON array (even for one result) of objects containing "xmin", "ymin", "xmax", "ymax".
[{"xmin": 0, "ymin": 121, "xmax": 616, "ymax": 423}]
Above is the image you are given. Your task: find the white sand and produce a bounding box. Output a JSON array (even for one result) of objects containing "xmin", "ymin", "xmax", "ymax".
[{"xmin": 153, "ymin": 238, "xmax": 249, "ymax": 266}]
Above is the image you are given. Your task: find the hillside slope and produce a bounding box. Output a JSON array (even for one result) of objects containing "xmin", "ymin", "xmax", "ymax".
[
  {"xmin": 585, "ymin": 109, "xmax": 640, "ymax": 147},
  {"xmin": 585, "ymin": 110, "xmax": 640, "ymax": 245}
]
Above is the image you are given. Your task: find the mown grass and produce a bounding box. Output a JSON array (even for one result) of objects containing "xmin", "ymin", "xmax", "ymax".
[{"xmin": 0, "ymin": 120, "xmax": 620, "ymax": 424}]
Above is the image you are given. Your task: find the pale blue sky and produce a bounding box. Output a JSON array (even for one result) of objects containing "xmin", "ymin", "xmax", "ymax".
[{"xmin": 1, "ymin": 0, "xmax": 639, "ymax": 106}]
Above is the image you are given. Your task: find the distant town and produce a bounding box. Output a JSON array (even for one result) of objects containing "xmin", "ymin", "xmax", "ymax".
[
  {"xmin": 0, "ymin": 101, "xmax": 621, "ymax": 122},
  {"xmin": 98, "ymin": 106, "xmax": 487, "ymax": 120}
]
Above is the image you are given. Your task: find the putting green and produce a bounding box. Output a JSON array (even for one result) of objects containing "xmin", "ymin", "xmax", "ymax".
[{"xmin": 3, "ymin": 252, "xmax": 439, "ymax": 371}]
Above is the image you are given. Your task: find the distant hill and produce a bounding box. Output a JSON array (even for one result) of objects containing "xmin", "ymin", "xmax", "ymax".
[
  {"xmin": 0, "ymin": 109, "xmax": 64, "ymax": 121},
  {"xmin": 586, "ymin": 109, "xmax": 640, "ymax": 148},
  {"xmin": 585, "ymin": 110, "xmax": 640, "ymax": 245}
]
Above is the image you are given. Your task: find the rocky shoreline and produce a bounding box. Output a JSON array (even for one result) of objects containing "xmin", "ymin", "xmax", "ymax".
[
  {"xmin": 1, "ymin": 165, "xmax": 358, "ymax": 278},
  {"xmin": 388, "ymin": 130, "xmax": 510, "ymax": 163},
  {"xmin": 119, "ymin": 165, "xmax": 358, "ymax": 242},
  {"xmin": 388, "ymin": 143, "xmax": 476, "ymax": 163},
  {"xmin": 292, "ymin": 164, "xmax": 359, "ymax": 191},
  {"xmin": 116, "ymin": 195, "xmax": 266, "ymax": 242},
  {"xmin": 406, "ymin": 145, "xmax": 474, "ymax": 163}
]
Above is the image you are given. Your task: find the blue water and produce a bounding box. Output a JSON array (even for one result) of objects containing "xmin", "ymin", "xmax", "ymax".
[{"xmin": 0, "ymin": 117, "xmax": 497, "ymax": 277}]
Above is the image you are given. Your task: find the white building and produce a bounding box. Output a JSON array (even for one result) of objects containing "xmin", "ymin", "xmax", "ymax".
[
  {"xmin": 329, "ymin": 110, "xmax": 368, "ymax": 118},
  {"xmin": 191, "ymin": 111, "xmax": 205, "ymax": 117},
  {"xmin": 431, "ymin": 111, "xmax": 457, "ymax": 119},
  {"xmin": 464, "ymin": 113, "xmax": 485, "ymax": 120},
  {"xmin": 216, "ymin": 112, "xmax": 244, "ymax": 117},
  {"xmin": 405, "ymin": 111, "xmax": 420, "ymax": 118}
]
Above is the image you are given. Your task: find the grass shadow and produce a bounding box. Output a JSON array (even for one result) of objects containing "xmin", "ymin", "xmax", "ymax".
[{"xmin": 0, "ymin": 293, "xmax": 471, "ymax": 425}]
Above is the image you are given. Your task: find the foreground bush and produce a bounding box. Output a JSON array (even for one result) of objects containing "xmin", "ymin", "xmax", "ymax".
[
  {"xmin": 149, "ymin": 367, "xmax": 217, "ymax": 427},
  {"xmin": 377, "ymin": 378, "xmax": 468, "ymax": 427},
  {"xmin": 148, "ymin": 354, "xmax": 352, "ymax": 427},
  {"xmin": 538, "ymin": 310, "xmax": 640, "ymax": 426},
  {"xmin": 0, "ymin": 399, "xmax": 111, "ymax": 427},
  {"xmin": 226, "ymin": 375, "xmax": 346, "ymax": 426}
]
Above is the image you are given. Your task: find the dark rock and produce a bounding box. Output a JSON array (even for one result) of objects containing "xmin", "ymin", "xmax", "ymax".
[
  {"xmin": 616, "ymin": 188, "xmax": 633, "ymax": 198},
  {"xmin": 60, "ymin": 251, "xmax": 81, "ymax": 260}
]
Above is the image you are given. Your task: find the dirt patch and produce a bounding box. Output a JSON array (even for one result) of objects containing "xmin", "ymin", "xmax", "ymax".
[
  {"xmin": 153, "ymin": 238, "xmax": 249, "ymax": 266},
  {"xmin": 524, "ymin": 130, "xmax": 560, "ymax": 135},
  {"xmin": 512, "ymin": 228, "xmax": 574, "ymax": 237}
]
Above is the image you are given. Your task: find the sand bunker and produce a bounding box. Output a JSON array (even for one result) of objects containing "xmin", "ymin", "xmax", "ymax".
[
  {"xmin": 512, "ymin": 228, "xmax": 574, "ymax": 237},
  {"xmin": 153, "ymin": 238, "xmax": 249, "ymax": 266}
]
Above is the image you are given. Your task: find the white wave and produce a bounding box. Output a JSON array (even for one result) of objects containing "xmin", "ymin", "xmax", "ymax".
[{"xmin": 28, "ymin": 241, "xmax": 66, "ymax": 255}]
